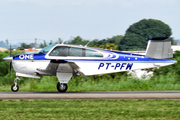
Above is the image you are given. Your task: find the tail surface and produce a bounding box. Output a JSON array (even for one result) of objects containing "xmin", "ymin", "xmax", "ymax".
[{"xmin": 145, "ymin": 37, "xmax": 173, "ymax": 59}]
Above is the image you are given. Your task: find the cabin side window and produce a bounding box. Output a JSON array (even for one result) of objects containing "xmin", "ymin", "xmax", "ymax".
[
  {"xmin": 49, "ymin": 46, "xmax": 69, "ymax": 56},
  {"xmin": 49, "ymin": 46, "xmax": 103, "ymax": 58},
  {"xmin": 69, "ymin": 47, "xmax": 83, "ymax": 57},
  {"xmin": 85, "ymin": 49, "xmax": 103, "ymax": 57}
]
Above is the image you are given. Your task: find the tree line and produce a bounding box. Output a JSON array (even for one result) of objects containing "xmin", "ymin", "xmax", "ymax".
[{"xmin": 18, "ymin": 18, "xmax": 172, "ymax": 51}]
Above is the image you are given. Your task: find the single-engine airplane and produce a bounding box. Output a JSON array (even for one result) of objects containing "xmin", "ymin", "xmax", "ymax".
[{"xmin": 3, "ymin": 37, "xmax": 176, "ymax": 92}]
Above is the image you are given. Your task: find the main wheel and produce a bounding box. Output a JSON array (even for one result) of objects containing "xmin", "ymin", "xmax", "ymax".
[
  {"xmin": 57, "ymin": 82, "xmax": 68, "ymax": 92},
  {"xmin": 11, "ymin": 84, "xmax": 19, "ymax": 92}
]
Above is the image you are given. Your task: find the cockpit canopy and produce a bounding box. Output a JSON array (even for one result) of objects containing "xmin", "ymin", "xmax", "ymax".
[{"xmin": 39, "ymin": 44, "xmax": 55, "ymax": 54}]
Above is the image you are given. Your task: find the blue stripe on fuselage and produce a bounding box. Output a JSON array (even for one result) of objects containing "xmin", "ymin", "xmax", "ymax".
[{"xmin": 12, "ymin": 52, "xmax": 175, "ymax": 62}]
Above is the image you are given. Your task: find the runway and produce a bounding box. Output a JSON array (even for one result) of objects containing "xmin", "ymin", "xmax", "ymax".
[{"xmin": 0, "ymin": 91, "xmax": 180, "ymax": 100}]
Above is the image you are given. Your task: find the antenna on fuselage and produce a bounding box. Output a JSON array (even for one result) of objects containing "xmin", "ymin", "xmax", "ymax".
[
  {"xmin": 85, "ymin": 37, "xmax": 94, "ymax": 47},
  {"xmin": 62, "ymin": 34, "xmax": 70, "ymax": 44}
]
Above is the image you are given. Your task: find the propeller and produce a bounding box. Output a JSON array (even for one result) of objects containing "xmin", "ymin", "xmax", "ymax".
[{"xmin": 9, "ymin": 44, "xmax": 12, "ymax": 79}]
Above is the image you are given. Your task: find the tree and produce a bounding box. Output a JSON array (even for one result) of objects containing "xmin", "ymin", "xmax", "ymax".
[
  {"xmin": 90, "ymin": 35, "xmax": 123, "ymax": 49},
  {"xmin": 39, "ymin": 43, "xmax": 44, "ymax": 48},
  {"xmin": 58, "ymin": 38, "xmax": 63, "ymax": 44},
  {"xmin": 49, "ymin": 40, "xmax": 53, "ymax": 45},
  {"xmin": 17, "ymin": 43, "xmax": 31, "ymax": 50},
  {"xmin": 69, "ymin": 36, "xmax": 83, "ymax": 45},
  {"xmin": 39, "ymin": 40, "xmax": 47, "ymax": 48},
  {"xmin": 108, "ymin": 35, "xmax": 123, "ymax": 50},
  {"xmin": 0, "ymin": 52, "xmax": 9, "ymax": 76},
  {"xmin": 111, "ymin": 35, "xmax": 123, "ymax": 45},
  {"xmin": 94, "ymin": 43, "xmax": 118, "ymax": 50},
  {"xmin": 67, "ymin": 36, "xmax": 90, "ymax": 46},
  {"xmin": 21, "ymin": 43, "xmax": 31, "ymax": 49},
  {"xmin": 120, "ymin": 34, "xmax": 146, "ymax": 50},
  {"xmin": 43, "ymin": 40, "xmax": 47, "ymax": 47},
  {"xmin": 120, "ymin": 19, "xmax": 172, "ymax": 50}
]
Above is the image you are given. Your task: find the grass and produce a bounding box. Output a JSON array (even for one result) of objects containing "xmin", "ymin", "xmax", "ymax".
[
  {"xmin": 0, "ymin": 72, "xmax": 180, "ymax": 92},
  {"xmin": 0, "ymin": 100, "xmax": 179, "ymax": 120}
]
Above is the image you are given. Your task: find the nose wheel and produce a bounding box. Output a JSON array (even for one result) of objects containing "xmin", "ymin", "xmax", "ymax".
[
  {"xmin": 11, "ymin": 77, "xmax": 20, "ymax": 92},
  {"xmin": 11, "ymin": 84, "xmax": 19, "ymax": 92},
  {"xmin": 57, "ymin": 82, "xmax": 68, "ymax": 92}
]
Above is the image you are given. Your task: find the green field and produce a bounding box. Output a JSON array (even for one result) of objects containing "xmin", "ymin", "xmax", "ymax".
[
  {"xmin": 0, "ymin": 100, "xmax": 179, "ymax": 120},
  {"xmin": 1, "ymin": 72, "xmax": 180, "ymax": 92}
]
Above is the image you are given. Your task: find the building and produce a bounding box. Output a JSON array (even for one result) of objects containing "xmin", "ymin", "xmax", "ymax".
[{"xmin": 0, "ymin": 47, "xmax": 8, "ymax": 52}]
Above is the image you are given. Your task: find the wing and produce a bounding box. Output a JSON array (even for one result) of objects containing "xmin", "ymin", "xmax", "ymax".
[
  {"xmin": 37, "ymin": 60, "xmax": 88, "ymax": 79},
  {"xmin": 36, "ymin": 60, "xmax": 66, "ymax": 75},
  {"xmin": 68, "ymin": 62, "xmax": 89, "ymax": 79}
]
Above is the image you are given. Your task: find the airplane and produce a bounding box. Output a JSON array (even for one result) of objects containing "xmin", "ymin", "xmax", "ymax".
[{"xmin": 3, "ymin": 37, "xmax": 176, "ymax": 92}]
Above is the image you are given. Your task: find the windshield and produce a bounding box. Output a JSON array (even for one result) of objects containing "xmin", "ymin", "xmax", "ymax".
[{"xmin": 39, "ymin": 44, "xmax": 55, "ymax": 54}]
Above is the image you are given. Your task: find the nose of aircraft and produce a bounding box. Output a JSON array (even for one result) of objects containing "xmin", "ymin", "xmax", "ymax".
[{"xmin": 3, "ymin": 56, "xmax": 13, "ymax": 62}]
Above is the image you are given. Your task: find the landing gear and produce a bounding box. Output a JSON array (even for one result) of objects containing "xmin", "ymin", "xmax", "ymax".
[
  {"xmin": 57, "ymin": 82, "xmax": 68, "ymax": 92},
  {"xmin": 11, "ymin": 84, "xmax": 19, "ymax": 92},
  {"xmin": 11, "ymin": 77, "xmax": 20, "ymax": 92}
]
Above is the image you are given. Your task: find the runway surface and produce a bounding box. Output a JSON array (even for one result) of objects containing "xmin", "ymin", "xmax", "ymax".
[{"xmin": 0, "ymin": 91, "xmax": 180, "ymax": 100}]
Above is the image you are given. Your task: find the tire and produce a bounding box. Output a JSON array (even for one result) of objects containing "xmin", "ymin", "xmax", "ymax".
[
  {"xmin": 57, "ymin": 82, "xmax": 68, "ymax": 92},
  {"xmin": 11, "ymin": 84, "xmax": 19, "ymax": 92}
]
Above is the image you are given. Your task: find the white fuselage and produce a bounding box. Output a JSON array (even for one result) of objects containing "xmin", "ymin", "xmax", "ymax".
[
  {"xmin": 12, "ymin": 59, "xmax": 175, "ymax": 76},
  {"xmin": 8, "ymin": 44, "xmax": 176, "ymax": 79}
]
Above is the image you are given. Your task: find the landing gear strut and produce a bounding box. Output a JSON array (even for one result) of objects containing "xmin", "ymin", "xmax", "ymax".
[
  {"xmin": 11, "ymin": 77, "xmax": 20, "ymax": 92},
  {"xmin": 57, "ymin": 82, "xmax": 68, "ymax": 92}
]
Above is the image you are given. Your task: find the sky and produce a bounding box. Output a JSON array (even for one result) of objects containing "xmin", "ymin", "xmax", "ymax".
[{"xmin": 0, "ymin": 0, "xmax": 179, "ymax": 44}]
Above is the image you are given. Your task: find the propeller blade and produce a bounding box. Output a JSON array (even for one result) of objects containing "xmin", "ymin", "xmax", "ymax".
[
  {"xmin": 9, "ymin": 44, "xmax": 12, "ymax": 79},
  {"xmin": 9, "ymin": 62, "xmax": 12, "ymax": 78},
  {"xmin": 10, "ymin": 44, "xmax": 12, "ymax": 57}
]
